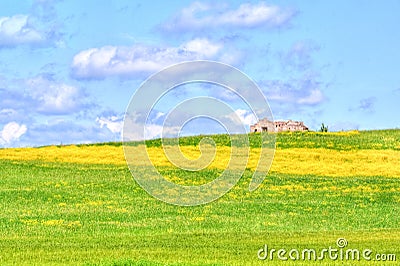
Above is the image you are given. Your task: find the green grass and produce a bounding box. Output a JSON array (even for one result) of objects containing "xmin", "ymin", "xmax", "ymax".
[
  {"xmin": 82, "ymin": 129, "xmax": 400, "ymax": 150},
  {"xmin": 275, "ymin": 129, "xmax": 400, "ymax": 150},
  {"xmin": 1, "ymin": 129, "xmax": 400, "ymax": 265},
  {"xmin": 0, "ymin": 158, "xmax": 399, "ymax": 265}
]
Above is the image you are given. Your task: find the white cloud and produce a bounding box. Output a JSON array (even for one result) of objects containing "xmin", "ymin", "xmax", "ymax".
[
  {"xmin": 123, "ymin": 111, "xmax": 181, "ymax": 141},
  {"xmin": 181, "ymin": 38, "xmax": 222, "ymax": 57},
  {"xmin": 297, "ymin": 89, "xmax": 324, "ymax": 105},
  {"xmin": 0, "ymin": 122, "xmax": 27, "ymax": 145},
  {"xmin": 144, "ymin": 124, "xmax": 164, "ymax": 140},
  {"xmin": 224, "ymin": 109, "xmax": 257, "ymax": 132},
  {"xmin": 219, "ymin": 3, "xmax": 292, "ymax": 27},
  {"xmin": 264, "ymin": 78, "xmax": 325, "ymax": 106},
  {"xmin": 96, "ymin": 116, "xmax": 123, "ymax": 134},
  {"xmin": 163, "ymin": 2, "xmax": 295, "ymax": 32},
  {"xmin": 233, "ymin": 109, "xmax": 257, "ymax": 126},
  {"xmin": 154, "ymin": 111, "xmax": 165, "ymax": 121},
  {"xmin": 123, "ymin": 122, "xmax": 180, "ymax": 141},
  {"xmin": 71, "ymin": 38, "xmax": 223, "ymax": 79},
  {"xmin": 26, "ymin": 76, "xmax": 87, "ymax": 114},
  {"xmin": 0, "ymin": 15, "xmax": 44, "ymax": 47},
  {"xmin": 144, "ymin": 123, "xmax": 182, "ymax": 140}
]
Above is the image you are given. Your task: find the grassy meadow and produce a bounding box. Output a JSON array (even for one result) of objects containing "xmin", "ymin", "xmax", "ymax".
[{"xmin": 0, "ymin": 129, "xmax": 399, "ymax": 265}]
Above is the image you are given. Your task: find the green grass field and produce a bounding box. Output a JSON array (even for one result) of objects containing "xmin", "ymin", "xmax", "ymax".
[{"xmin": 0, "ymin": 130, "xmax": 399, "ymax": 265}]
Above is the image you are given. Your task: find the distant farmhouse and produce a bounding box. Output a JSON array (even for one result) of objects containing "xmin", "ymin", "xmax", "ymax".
[{"xmin": 250, "ymin": 118, "xmax": 309, "ymax": 133}]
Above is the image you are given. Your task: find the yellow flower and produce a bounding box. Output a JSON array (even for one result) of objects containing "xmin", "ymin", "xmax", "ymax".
[
  {"xmin": 42, "ymin": 219, "xmax": 64, "ymax": 226},
  {"xmin": 192, "ymin": 217, "xmax": 205, "ymax": 222}
]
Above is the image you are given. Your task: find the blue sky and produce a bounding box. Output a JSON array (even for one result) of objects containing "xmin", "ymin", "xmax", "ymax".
[{"xmin": 0, "ymin": 0, "xmax": 399, "ymax": 147}]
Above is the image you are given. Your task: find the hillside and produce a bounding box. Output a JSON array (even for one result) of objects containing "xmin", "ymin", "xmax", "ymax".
[
  {"xmin": 80, "ymin": 129, "xmax": 400, "ymax": 150},
  {"xmin": 0, "ymin": 129, "xmax": 399, "ymax": 265}
]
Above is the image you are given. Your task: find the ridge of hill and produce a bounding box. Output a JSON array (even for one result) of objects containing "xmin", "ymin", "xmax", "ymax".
[{"xmin": 76, "ymin": 129, "xmax": 400, "ymax": 150}]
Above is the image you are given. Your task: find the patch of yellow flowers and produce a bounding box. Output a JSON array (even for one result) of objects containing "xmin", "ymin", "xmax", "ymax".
[
  {"xmin": 20, "ymin": 218, "xmax": 82, "ymax": 228},
  {"xmin": 1, "ymin": 143, "xmax": 399, "ymax": 177}
]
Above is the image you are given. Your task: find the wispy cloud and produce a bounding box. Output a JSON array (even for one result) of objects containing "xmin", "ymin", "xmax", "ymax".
[
  {"xmin": 71, "ymin": 38, "xmax": 224, "ymax": 79},
  {"xmin": 123, "ymin": 111, "xmax": 180, "ymax": 141},
  {"xmin": 162, "ymin": 2, "xmax": 296, "ymax": 32},
  {"xmin": 0, "ymin": 74, "xmax": 96, "ymax": 146},
  {"xmin": 279, "ymin": 41, "xmax": 320, "ymax": 72},
  {"xmin": 297, "ymin": 89, "xmax": 324, "ymax": 105},
  {"xmin": 356, "ymin": 97, "xmax": 377, "ymax": 113},
  {"xmin": 0, "ymin": 109, "xmax": 17, "ymax": 120},
  {"xmin": 264, "ymin": 76, "xmax": 325, "ymax": 106},
  {"xmin": 0, "ymin": 88, "xmax": 33, "ymax": 112},
  {"xmin": 260, "ymin": 75, "xmax": 326, "ymax": 121},
  {"xmin": 0, "ymin": 15, "xmax": 44, "ymax": 47},
  {"xmin": 26, "ymin": 75, "xmax": 91, "ymax": 115},
  {"xmin": 23, "ymin": 120, "xmax": 111, "ymax": 146},
  {"xmin": 330, "ymin": 121, "xmax": 360, "ymax": 132},
  {"xmin": 0, "ymin": 108, "xmax": 29, "ymax": 126}
]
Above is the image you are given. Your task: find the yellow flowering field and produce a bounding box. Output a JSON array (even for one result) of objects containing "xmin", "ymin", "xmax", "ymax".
[{"xmin": 1, "ymin": 143, "xmax": 399, "ymax": 177}]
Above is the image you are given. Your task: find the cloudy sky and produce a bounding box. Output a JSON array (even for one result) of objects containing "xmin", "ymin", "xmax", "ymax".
[{"xmin": 0, "ymin": 0, "xmax": 399, "ymax": 147}]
